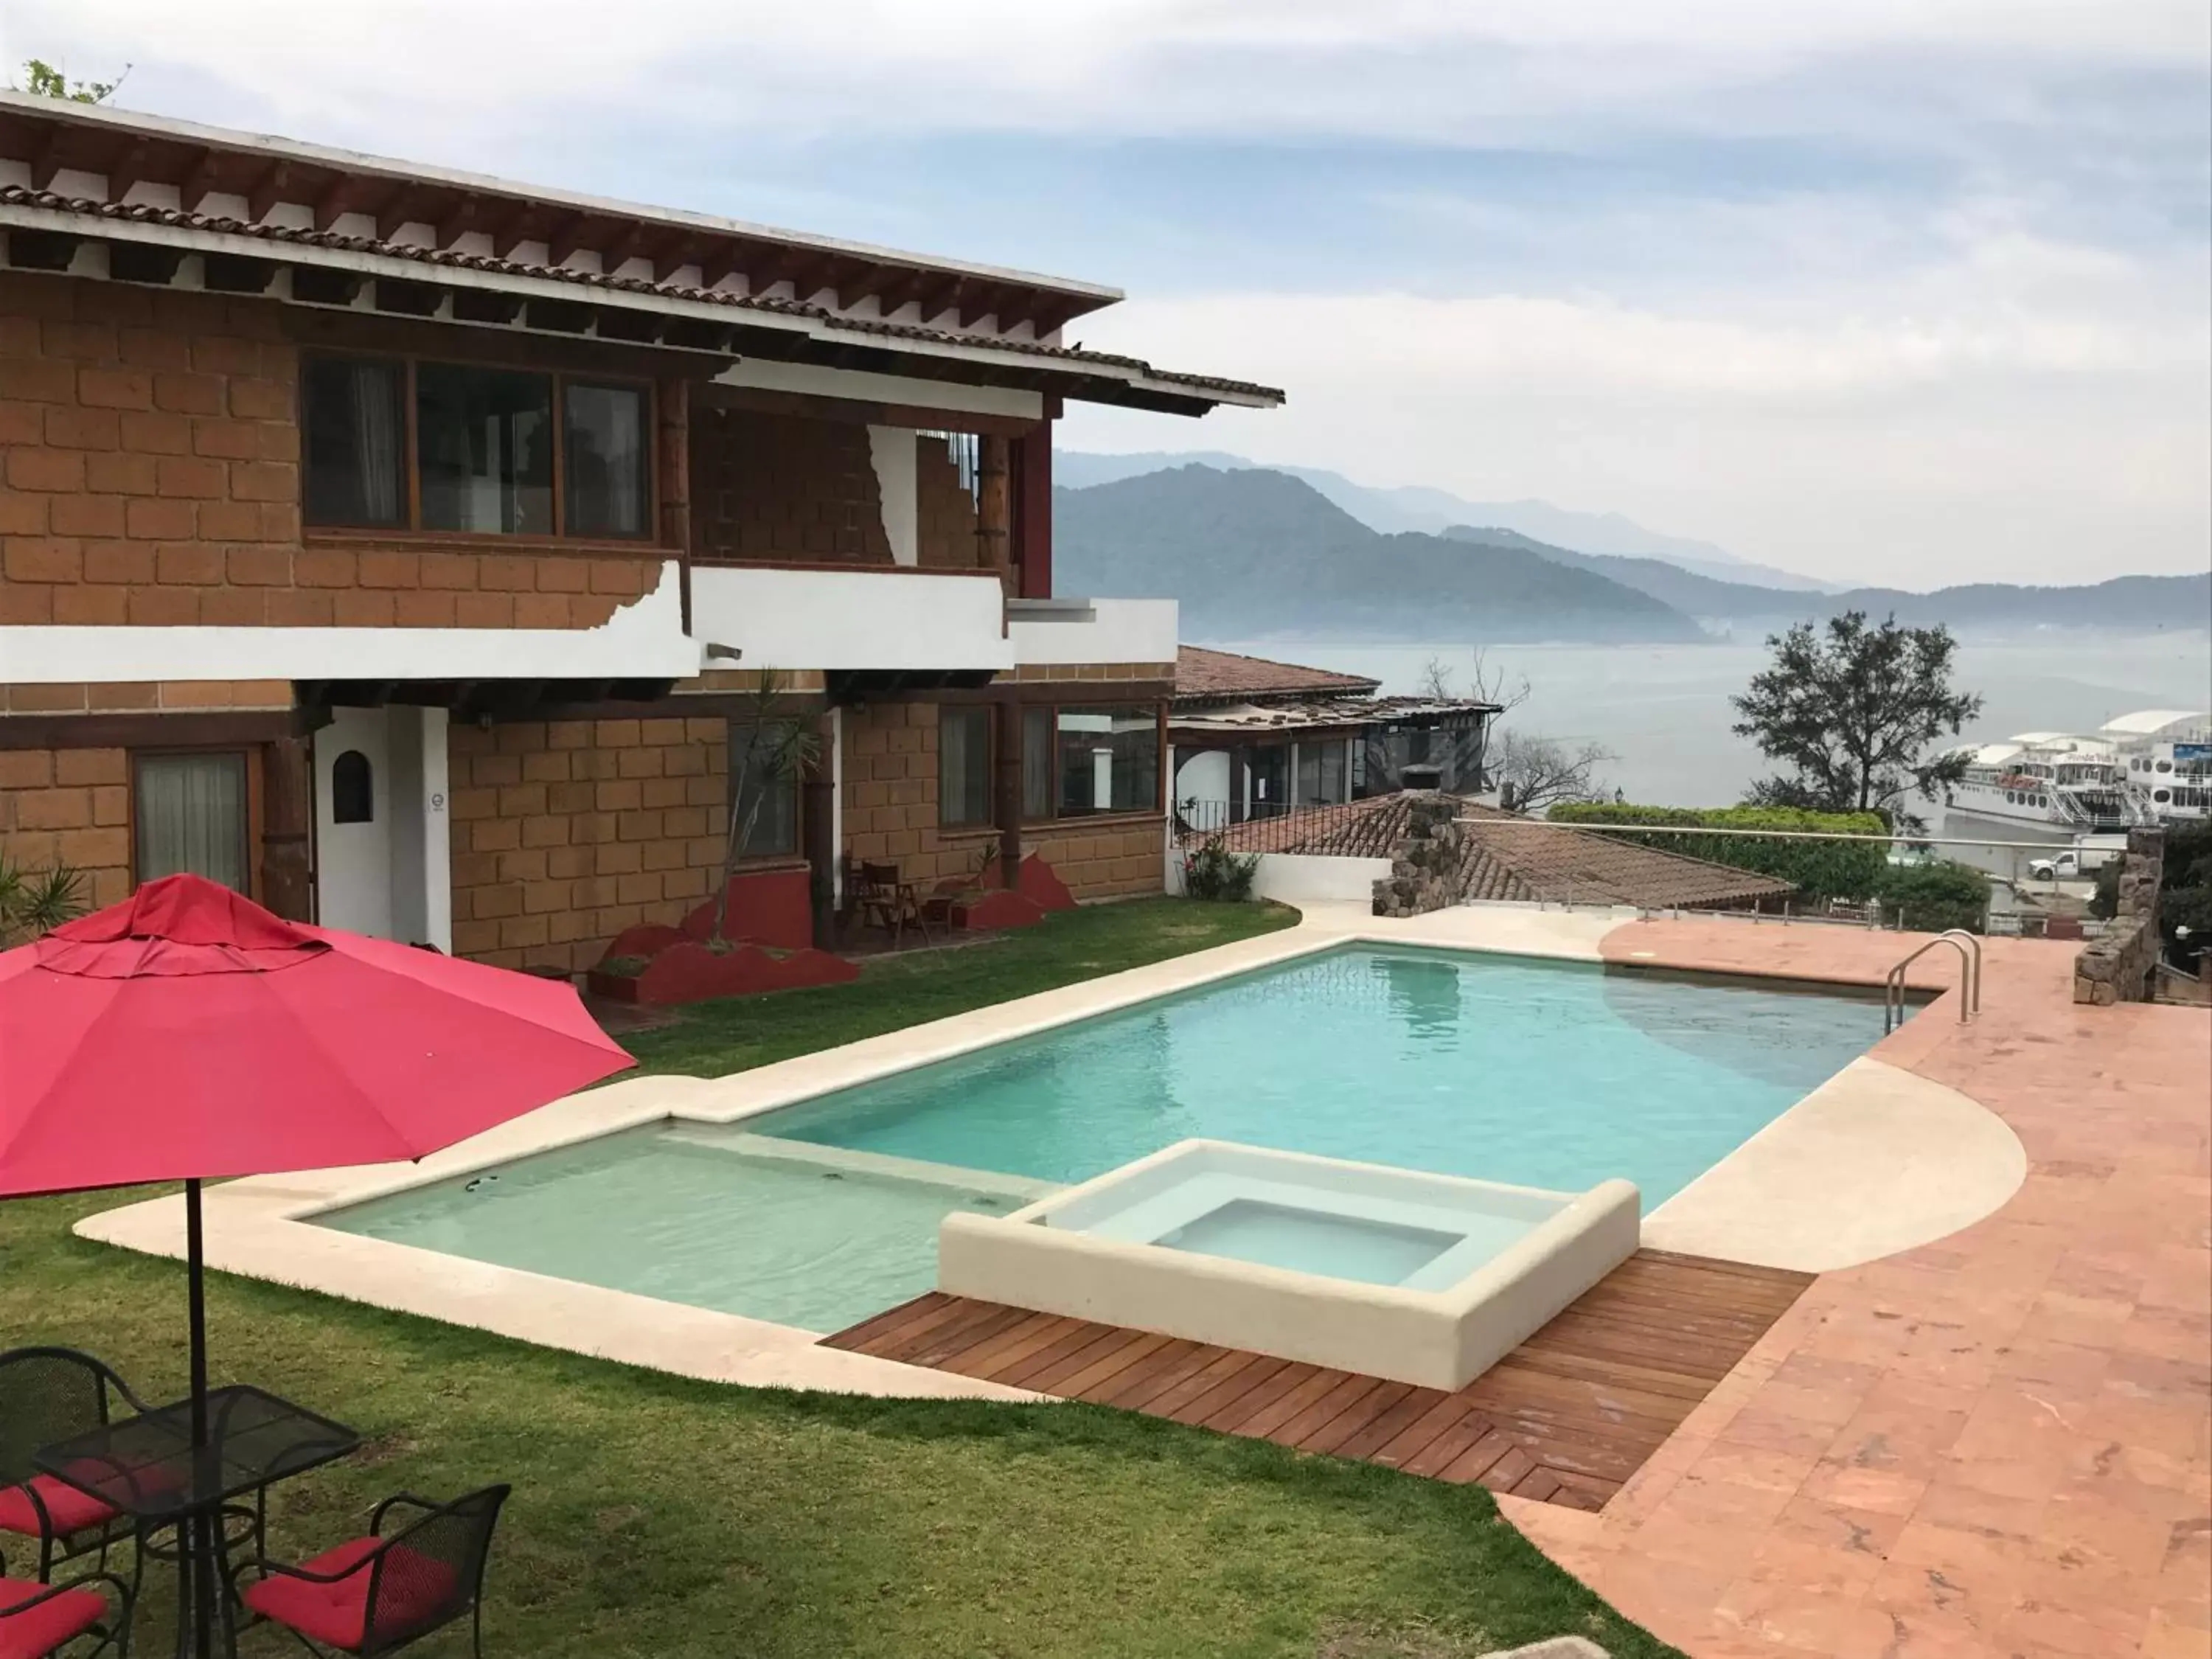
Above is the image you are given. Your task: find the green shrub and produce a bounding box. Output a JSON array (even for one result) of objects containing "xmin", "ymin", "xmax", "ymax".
[
  {"xmin": 0, "ymin": 858, "xmax": 85, "ymax": 945},
  {"xmin": 1547, "ymin": 803, "xmax": 1890, "ymax": 900},
  {"xmin": 1874, "ymin": 860, "xmax": 1990, "ymax": 934},
  {"xmin": 1182, "ymin": 835, "xmax": 1260, "ymax": 903}
]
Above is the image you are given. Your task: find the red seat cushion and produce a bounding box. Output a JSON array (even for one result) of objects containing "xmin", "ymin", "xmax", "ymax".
[
  {"xmin": 241, "ymin": 1537, "xmax": 459, "ymax": 1652},
  {"xmin": 0, "ymin": 1477, "xmax": 118, "ymax": 1542},
  {"xmin": 0, "ymin": 1575, "xmax": 107, "ymax": 1659}
]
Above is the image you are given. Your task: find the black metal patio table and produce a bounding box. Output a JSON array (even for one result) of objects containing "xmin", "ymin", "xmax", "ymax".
[{"xmin": 34, "ymin": 1383, "xmax": 360, "ymax": 1658}]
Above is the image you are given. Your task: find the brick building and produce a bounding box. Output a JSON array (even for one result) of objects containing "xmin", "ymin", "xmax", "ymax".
[{"xmin": 0, "ymin": 92, "xmax": 1280, "ymax": 970}]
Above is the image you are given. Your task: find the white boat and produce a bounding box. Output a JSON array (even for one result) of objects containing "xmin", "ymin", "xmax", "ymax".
[
  {"xmin": 2101, "ymin": 709, "xmax": 2212, "ymax": 824},
  {"xmin": 1941, "ymin": 734, "xmax": 2148, "ymax": 832}
]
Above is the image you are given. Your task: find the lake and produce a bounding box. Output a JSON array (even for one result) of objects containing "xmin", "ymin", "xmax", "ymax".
[{"xmin": 1201, "ymin": 633, "xmax": 2212, "ymax": 808}]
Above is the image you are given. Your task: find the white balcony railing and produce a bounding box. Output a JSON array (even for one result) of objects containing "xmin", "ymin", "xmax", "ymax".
[
  {"xmin": 1008, "ymin": 597, "xmax": 1178, "ymax": 668},
  {"xmin": 686, "ymin": 564, "xmax": 1012, "ymax": 673}
]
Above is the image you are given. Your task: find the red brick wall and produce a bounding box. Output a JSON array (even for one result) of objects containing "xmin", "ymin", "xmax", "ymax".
[
  {"xmin": 691, "ymin": 408, "xmax": 892, "ymax": 564},
  {"xmin": 916, "ymin": 438, "xmax": 982, "ymax": 570},
  {"xmin": 0, "ymin": 745, "xmax": 133, "ymax": 910},
  {"xmin": 447, "ymin": 715, "xmax": 730, "ymax": 973},
  {"xmin": 0, "ymin": 271, "xmax": 661, "ymax": 626}
]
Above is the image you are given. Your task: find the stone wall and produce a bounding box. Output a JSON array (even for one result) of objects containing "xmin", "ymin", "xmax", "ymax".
[
  {"xmin": 2075, "ymin": 827, "xmax": 2165, "ymax": 1006},
  {"xmin": 0, "ymin": 269, "xmax": 661, "ymax": 627},
  {"xmin": 691, "ymin": 408, "xmax": 892, "ymax": 565},
  {"xmin": 1372, "ymin": 791, "xmax": 1468, "ymax": 917},
  {"xmin": 447, "ymin": 714, "xmax": 729, "ymax": 973}
]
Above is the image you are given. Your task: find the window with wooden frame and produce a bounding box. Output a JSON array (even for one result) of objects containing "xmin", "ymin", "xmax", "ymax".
[
  {"xmin": 938, "ymin": 707, "xmax": 994, "ymax": 829},
  {"xmin": 302, "ymin": 352, "xmax": 653, "ymax": 540},
  {"xmin": 133, "ymin": 751, "xmax": 253, "ymax": 893},
  {"xmin": 1020, "ymin": 703, "xmax": 1164, "ymax": 821}
]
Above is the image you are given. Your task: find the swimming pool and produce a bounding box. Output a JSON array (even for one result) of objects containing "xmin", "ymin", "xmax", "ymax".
[{"xmin": 320, "ymin": 945, "xmax": 1899, "ymax": 1332}]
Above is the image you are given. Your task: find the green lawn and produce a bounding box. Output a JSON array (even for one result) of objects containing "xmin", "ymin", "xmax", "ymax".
[{"xmin": 0, "ymin": 899, "xmax": 1677, "ymax": 1658}]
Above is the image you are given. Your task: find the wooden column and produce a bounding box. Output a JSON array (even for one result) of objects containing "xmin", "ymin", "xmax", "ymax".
[
  {"xmin": 658, "ymin": 376, "xmax": 694, "ymax": 628},
  {"xmin": 977, "ymin": 434, "xmax": 1012, "ymax": 593},
  {"xmin": 260, "ymin": 734, "xmax": 314, "ymax": 922},
  {"xmin": 802, "ymin": 712, "xmax": 838, "ymax": 949},
  {"xmin": 1011, "ymin": 429, "xmax": 1053, "ymax": 598},
  {"xmin": 994, "ymin": 698, "xmax": 1024, "ymax": 887}
]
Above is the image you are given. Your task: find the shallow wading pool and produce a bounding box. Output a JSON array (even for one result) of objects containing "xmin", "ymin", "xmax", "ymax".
[{"xmin": 319, "ymin": 945, "xmax": 1903, "ymax": 1334}]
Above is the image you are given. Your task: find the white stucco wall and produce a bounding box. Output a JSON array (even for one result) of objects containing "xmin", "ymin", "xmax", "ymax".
[
  {"xmin": 0, "ymin": 564, "xmax": 698, "ymax": 682},
  {"xmin": 866, "ymin": 426, "xmax": 919, "ymax": 567},
  {"xmin": 1252, "ymin": 854, "xmax": 1392, "ymax": 905}
]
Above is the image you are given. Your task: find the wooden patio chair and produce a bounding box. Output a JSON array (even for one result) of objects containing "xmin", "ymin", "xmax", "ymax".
[{"xmin": 851, "ymin": 861, "xmax": 933, "ymax": 950}]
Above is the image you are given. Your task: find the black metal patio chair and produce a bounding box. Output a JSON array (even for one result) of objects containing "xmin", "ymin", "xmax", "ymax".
[
  {"xmin": 0, "ymin": 1543, "xmax": 133, "ymax": 1658},
  {"xmin": 232, "ymin": 1484, "xmax": 511, "ymax": 1657},
  {"xmin": 0, "ymin": 1349, "xmax": 150, "ymax": 1585}
]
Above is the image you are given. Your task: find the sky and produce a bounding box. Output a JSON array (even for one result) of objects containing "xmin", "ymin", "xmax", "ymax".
[{"xmin": 7, "ymin": 1, "xmax": 2210, "ymax": 590}]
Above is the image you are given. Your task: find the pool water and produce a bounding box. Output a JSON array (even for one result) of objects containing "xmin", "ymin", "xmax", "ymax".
[
  {"xmin": 320, "ymin": 947, "xmax": 1896, "ymax": 1332},
  {"xmin": 1152, "ymin": 1200, "xmax": 1464, "ymax": 1285}
]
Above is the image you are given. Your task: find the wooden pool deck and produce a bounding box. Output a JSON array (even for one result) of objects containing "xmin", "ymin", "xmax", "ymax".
[{"xmin": 822, "ymin": 1248, "xmax": 1812, "ymax": 1510}]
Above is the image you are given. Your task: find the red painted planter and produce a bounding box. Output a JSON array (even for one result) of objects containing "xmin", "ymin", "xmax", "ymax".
[
  {"xmin": 589, "ymin": 938, "xmax": 859, "ymax": 1007},
  {"xmin": 679, "ymin": 866, "xmax": 815, "ymax": 951}
]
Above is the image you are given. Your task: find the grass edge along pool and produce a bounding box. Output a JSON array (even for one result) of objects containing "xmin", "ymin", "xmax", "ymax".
[{"xmin": 940, "ymin": 1140, "xmax": 1643, "ymax": 1390}]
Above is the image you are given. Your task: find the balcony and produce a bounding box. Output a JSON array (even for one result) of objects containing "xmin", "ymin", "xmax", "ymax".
[
  {"xmin": 684, "ymin": 567, "xmax": 1178, "ymax": 677},
  {"xmin": 1008, "ymin": 598, "xmax": 1178, "ymax": 670},
  {"xmin": 685, "ymin": 563, "xmax": 1012, "ymax": 673}
]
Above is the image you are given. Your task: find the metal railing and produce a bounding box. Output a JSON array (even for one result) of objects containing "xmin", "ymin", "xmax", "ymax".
[
  {"xmin": 1885, "ymin": 929, "xmax": 1981, "ymax": 1033},
  {"xmin": 1170, "ymin": 798, "xmax": 1384, "ymax": 857}
]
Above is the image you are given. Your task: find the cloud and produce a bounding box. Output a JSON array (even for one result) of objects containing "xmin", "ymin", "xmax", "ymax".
[
  {"xmin": 11, "ymin": 1, "xmax": 2206, "ymax": 586},
  {"xmin": 1061, "ymin": 231, "xmax": 2211, "ymax": 585}
]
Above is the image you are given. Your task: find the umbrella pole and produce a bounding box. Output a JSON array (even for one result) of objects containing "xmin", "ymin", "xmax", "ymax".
[{"xmin": 185, "ymin": 1177, "xmax": 215, "ymax": 1659}]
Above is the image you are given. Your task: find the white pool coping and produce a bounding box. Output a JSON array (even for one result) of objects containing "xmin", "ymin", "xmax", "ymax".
[{"xmin": 77, "ymin": 902, "xmax": 2023, "ymax": 1399}]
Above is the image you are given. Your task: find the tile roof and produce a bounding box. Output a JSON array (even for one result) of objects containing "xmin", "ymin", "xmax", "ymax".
[
  {"xmin": 0, "ymin": 186, "xmax": 1284, "ymax": 406},
  {"xmin": 1174, "ymin": 646, "xmax": 1380, "ymax": 703},
  {"xmin": 1203, "ymin": 796, "xmax": 1796, "ymax": 911}
]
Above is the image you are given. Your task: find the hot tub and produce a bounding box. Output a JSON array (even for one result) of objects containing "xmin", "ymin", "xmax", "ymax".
[{"xmin": 937, "ymin": 1140, "xmax": 1639, "ymax": 1391}]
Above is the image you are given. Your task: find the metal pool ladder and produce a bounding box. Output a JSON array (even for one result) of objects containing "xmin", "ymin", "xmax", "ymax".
[{"xmin": 1885, "ymin": 929, "xmax": 1981, "ymax": 1033}]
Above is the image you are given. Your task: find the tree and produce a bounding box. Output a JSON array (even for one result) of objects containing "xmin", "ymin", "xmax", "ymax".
[
  {"xmin": 713, "ymin": 672, "xmax": 820, "ymax": 943},
  {"xmin": 1731, "ymin": 611, "xmax": 1982, "ymax": 820},
  {"xmin": 1492, "ymin": 731, "xmax": 1613, "ymax": 815},
  {"xmin": 1417, "ymin": 649, "xmax": 1529, "ymax": 717},
  {"xmin": 18, "ymin": 59, "xmax": 126, "ymax": 104}
]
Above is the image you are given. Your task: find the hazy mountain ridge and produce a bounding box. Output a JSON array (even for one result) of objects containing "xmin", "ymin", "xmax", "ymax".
[
  {"xmin": 1055, "ymin": 467, "xmax": 1706, "ymax": 644},
  {"xmin": 1054, "ymin": 449, "xmax": 1833, "ymax": 591},
  {"xmin": 1058, "ymin": 464, "xmax": 2212, "ymax": 644},
  {"xmin": 1441, "ymin": 526, "xmax": 2212, "ymax": 633}
]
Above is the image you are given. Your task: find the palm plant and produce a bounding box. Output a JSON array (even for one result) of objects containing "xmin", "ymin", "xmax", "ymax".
[{"xmin": 0, "ymin": 858, "xmax": 86, "ymax": 945}]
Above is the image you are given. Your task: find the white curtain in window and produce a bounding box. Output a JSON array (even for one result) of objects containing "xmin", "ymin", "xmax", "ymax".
[
  {"xmin": 135, "ymin": 753, "xmax": 249, "ymax": 891},
  {"xmin": 352, "ymin": 361, "xmax": 401, "ymax": 524}
]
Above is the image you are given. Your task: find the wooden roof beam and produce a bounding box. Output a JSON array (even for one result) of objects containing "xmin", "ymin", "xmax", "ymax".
[
  {"xmin": 180, "ymin": 147, "xmax": 224, "ymax": 216},
  {"xmin": 546, "ymin": 212, "xmax": 597, "ymax": 266},
  {"xmin": 653, "ymin": 237, "xmax": 703, "ymax": 283},
  {"xmin": 28, "ymin": 128, "xmax": 69, "ymax": 194},
  {"xmin": 312, "ymin": 175, "xmax": 354, "ymax": 232},
  {"xmin": 435, "ymin": 194, "xmax": 482, "ymax": 250},
  {"xmin": 374, "ymin": 185, "xmax": 422, "ymax": 242},
  {"xmin": 490, "ymin": 204, "xmax": 539, "ymax": 260},
  {"xmin": 914, "ymin": 273, "xmax": 966, "ymax": 327},
  {"xmin": 696, "ymin": 237, "xmax": 748, "ymax": 291},
  {"xmin": 599, "ymin": 222, "xmax": 652, "ymax": 275},
  {"xmin": 246, "ymin": 161, "xmax": 291, "ymax": 225},
  {"xmin": 102, "ymin": 139, "xmax": 151, "ymax": 204}
]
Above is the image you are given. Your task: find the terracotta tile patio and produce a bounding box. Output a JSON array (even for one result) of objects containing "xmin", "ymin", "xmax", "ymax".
[{"xmin": 1503, "ymin": 919, "xmax": 2211, "ymax": 1659}]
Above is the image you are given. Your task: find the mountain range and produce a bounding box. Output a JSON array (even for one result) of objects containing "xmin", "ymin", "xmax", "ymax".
[
  {"xmin": 1054, "ymin": 463, "xmax": 2212, "ymax": 644},
  {"xmin": 1054, "ymin": 449, "xmax": 1834, "ymax": 591}
]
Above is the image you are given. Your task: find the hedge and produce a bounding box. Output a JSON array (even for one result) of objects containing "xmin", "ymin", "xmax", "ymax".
[
  {"xmin": 1873, "ymin": 860, "xmax": 1989, "ymax": 934},
  {"xmin": 1546, "ymin": 803, "xmax": 1891, "ymax": 900}
]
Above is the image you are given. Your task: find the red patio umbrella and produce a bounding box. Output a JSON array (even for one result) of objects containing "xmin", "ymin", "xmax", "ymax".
[{"xmin": 0, "ymin": 873, "xmax": 633, "ymax": 1655}]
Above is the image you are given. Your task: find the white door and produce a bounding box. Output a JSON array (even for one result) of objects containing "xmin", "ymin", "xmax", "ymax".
[{"xmin": 315, "ymin": 708, "xmax": 395, "ymax": 937}]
